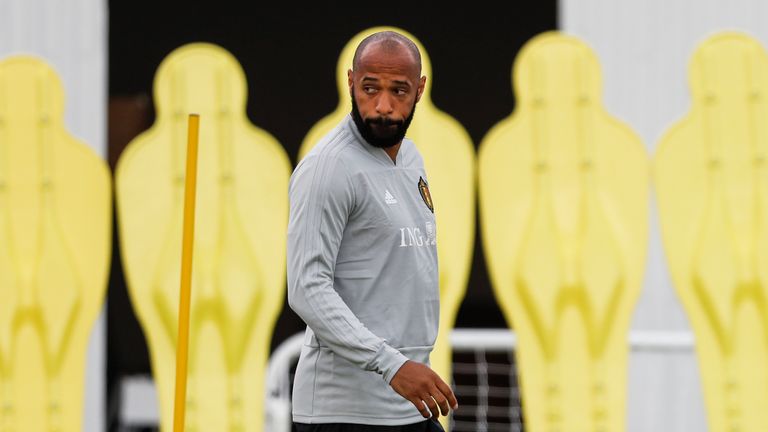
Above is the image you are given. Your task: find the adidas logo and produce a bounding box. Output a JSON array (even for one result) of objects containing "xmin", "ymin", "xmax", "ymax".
[{"xmin": 384, "ymin": 190, "xmax": 398, "ymax": 205}]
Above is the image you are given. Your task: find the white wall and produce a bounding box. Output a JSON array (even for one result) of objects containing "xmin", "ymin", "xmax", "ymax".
[
  {"xmin": 0, "ymin": 0, "xmax": 107, "ymax": 430},
  {"xmin": 560, "ymin": 0, "xmax": 768, "ymax": 431}
]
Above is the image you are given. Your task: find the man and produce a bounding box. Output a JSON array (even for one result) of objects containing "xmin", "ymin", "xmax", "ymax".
[{"xmin": 287, "ymin": 31, "xmax": 458, "ymax": 432}]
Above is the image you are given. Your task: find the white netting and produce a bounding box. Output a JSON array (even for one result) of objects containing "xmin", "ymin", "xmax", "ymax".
[{"xmin": 450, "ymin": 347, "xmax": 523, "ymax": 431}]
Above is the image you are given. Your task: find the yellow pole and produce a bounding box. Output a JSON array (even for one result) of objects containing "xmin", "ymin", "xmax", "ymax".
[{"xmin": 172, "ymin": 114, "xmax": 200, "ymax": 432}]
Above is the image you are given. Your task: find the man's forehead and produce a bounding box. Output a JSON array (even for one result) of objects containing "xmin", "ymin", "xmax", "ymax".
[
  {"xmin": 355, "ymin": 42, "xmax": 420, "ymax": 77},
  {"xmin": 356, "ymin": 63, "xmax": 418, "ymax": 85}
]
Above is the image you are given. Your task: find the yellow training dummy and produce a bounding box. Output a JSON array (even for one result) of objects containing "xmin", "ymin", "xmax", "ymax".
[
  {"xmin": 116, "ymin": 43, "xmax": 291, "ymax": 431},
  {"xmin": 479, "ymin": 32, "xmax": 648, "ymax": 432}
]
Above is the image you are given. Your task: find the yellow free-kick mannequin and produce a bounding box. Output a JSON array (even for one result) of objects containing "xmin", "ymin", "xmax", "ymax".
[
  {"xmin": 116, "ymin": 43, "xmax": 291, "ymax": 431},
  {"xmin": 654, "ymin": 32, "xmax": 768, "ymax": 432},
  {"xmin": 479, "ymin": 32, "xmax": 648, "ymax": 432},
  {"xmin": 0, "ymin": 56, "xmax": 111, "ymax": 432}
]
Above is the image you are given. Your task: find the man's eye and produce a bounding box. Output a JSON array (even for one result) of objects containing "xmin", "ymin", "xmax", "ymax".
[
  {"xmin": 363, "ymin": 87, "xmax": 377, "ymax": 94},
  {"xmin": 394, "ymin": 88, "xmax": 407, "ymax": 95}
]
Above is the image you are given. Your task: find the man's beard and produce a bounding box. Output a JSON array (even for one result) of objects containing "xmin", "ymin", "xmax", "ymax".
[{"xmin": 351, "ymin": 90, "xmax": 416, "ymax": 149}]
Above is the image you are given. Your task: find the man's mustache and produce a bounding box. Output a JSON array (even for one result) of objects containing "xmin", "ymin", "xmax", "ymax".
[{"xmin": 365, "ymin": 116, "xmax": 404, "ymax": 127}]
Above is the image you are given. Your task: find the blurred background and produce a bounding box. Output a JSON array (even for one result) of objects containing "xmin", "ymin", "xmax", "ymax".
[{"xmin": 2, "ymin": 0, "xmax": 768, "ymax": 431}]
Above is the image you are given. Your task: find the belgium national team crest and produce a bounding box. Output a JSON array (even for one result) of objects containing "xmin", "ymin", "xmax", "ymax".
[{"xmin": 417, "ymin": 176, "xmax": 434, "ymax": 213}]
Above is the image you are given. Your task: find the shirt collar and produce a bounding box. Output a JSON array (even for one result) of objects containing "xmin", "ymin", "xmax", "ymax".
[{"xmin": 344, "ymin": 114, "xmax": 404, "ymax": 167}]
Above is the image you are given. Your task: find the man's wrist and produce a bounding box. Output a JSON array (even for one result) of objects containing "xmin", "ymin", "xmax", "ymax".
[{"xmin": 370, "ymin": 343, "xmax": 409, "ymax": 383}]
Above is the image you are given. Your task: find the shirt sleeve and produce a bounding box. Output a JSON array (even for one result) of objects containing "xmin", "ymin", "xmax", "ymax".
[{"xmin": 287, "ymin": 151, "xmax": 409, "ymax": 383}]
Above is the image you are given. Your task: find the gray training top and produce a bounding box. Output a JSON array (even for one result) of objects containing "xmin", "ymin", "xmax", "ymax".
[{"xmin": 287, "ymin": 115, "xmax": 439, "ymax": 425}]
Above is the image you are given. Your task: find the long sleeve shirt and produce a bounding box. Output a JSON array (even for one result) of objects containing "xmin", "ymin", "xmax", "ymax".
[{"xmin": 287, "ymin": 115, "xmax": 439, "ymax": 425}]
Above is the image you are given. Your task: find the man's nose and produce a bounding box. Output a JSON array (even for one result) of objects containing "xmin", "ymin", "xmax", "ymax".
[{"xmin": 375, "ymin": 93, "xmax": 394, "ymax": 115}]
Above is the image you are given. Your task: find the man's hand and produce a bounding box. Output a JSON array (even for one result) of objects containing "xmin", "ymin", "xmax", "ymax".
[{"xmin": 389, "ymin": 360, "xmax": 459, "ymax": 419}]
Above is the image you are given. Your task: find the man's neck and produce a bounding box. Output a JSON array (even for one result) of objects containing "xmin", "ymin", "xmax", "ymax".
[{"xmin": 384, "ymin": 142, "xmax": 402, "ymax": 164}]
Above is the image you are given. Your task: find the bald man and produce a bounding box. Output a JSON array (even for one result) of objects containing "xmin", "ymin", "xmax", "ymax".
[{"xmin": 287, "ymin": 31, "xmax": 457, "ymax": 432}]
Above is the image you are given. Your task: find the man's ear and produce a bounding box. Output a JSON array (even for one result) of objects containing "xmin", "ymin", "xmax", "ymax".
[
  {"xmin": 347, "ymin": 69, "xmax": 354, "ymax": 96},
  {"xmin": 416, "ymin": 75, "xmax": 427, "ymax": 102}
]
